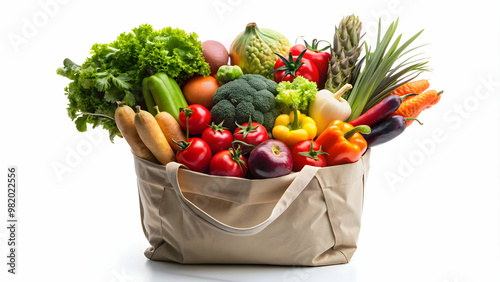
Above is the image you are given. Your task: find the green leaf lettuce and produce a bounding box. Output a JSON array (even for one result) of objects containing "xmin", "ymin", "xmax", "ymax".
[{"xmin": 56, "ymin": 24, "xmax": 210, "ymax": 142}]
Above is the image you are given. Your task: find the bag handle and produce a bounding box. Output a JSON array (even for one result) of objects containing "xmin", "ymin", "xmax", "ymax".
[{"xmin": 166, "ymin": 162, "xmax": 320, "ymax": 235}]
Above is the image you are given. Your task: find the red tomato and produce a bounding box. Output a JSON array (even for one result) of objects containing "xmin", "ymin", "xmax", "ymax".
[
  {"xmin": 289, "ymin": 43, "xmax": 331, "ymax": 89},
  {"xmin": 272, "ymin": 50, "xmax": 319, "ymax": 85},
  {"xmin": 175, "ymin": 137, "xmax": 212, "ymax": 172},
  {"xmin": 233, "ymin": 120, "xmax": 269, "ymax": 152},
  {"xmin": 178, "ymin": 104, "xmax": 211, "ymax": 136},
  {"xmin": 209, "ymin": 149, "xmax": 248, "ymax": 178},
  {"xmin": 201, "ymin": 122, "xmax": 233, "ymax": 155},
  {"xmin": 292, "ymin": 140, "xmax": 327, "ymax": 172}
]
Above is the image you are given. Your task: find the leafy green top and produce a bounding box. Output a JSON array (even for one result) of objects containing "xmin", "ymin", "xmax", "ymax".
[
  {"xmin": 56, "ymin": 24, "xmax": 210, "ymax": 141},
  {"xmin": 345, "ymin": 19, "xmax": 430, "ymax": 120}
]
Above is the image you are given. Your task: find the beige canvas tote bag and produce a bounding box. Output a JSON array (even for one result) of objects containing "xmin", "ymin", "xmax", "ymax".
[{"xmin": 133, "ymin": 149, "xmax": 370, "ymax": 266}]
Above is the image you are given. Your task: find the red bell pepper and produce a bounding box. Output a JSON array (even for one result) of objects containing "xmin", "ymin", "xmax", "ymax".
[{"xmin": 290, "ymin": 39, "xmax": 331, "ymax": 89}]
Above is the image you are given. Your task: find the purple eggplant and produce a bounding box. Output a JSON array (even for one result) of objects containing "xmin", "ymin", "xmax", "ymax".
[{"xmin": 362, "ymin": 115, "xmax": 422, "ymax": 147}]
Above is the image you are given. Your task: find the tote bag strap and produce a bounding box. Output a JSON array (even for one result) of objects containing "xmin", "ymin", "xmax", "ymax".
[{"xmin": 166, "ymin": 162, "xmax": 320, "ymax": 236}]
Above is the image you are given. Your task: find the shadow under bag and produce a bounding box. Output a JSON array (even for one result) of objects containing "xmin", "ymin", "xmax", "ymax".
[{"xmin": 133, "ymin": 149, "xmax": 370, "ymax": 266}]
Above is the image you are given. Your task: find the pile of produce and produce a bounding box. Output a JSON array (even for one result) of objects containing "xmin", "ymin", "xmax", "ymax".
[{"xmin": 57, "ymin": 17, "xmax": 443, "ymax": 179}]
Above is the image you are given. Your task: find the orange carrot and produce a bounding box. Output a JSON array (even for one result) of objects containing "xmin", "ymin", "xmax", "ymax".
[
  {"xmin": 391, "ymin": 79, "xmax": 430, "ymax": 97},
  {"xmin": 392, "ymin": 90, "xmax": 443, "ymax": 126},
  {"xmin": 424, "ymin": 94, "xmax": 442, "ymax": 110}
]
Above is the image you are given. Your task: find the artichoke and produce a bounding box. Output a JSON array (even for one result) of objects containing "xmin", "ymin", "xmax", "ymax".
[{"xmin": 229, "ymin": 22, "xmax": 291, "ymax": 79}]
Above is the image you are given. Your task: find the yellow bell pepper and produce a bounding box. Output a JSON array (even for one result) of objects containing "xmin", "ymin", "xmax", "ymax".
[{"xmin": 272, "ymin": 105, "xmax": 317, "ymax": 148}]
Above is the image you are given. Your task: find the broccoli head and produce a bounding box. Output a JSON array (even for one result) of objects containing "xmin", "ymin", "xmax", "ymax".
[
  {"xmin": 210, "ymin": 99, "xmax": 236, "ymax": 128},
  {"xmin": 210, "ymin": 74, "xmax": 279, "ymax": 132}
]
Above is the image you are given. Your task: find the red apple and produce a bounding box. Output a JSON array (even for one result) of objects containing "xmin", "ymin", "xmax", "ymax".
[{"xmin": 248, "ymin": 139, "xmax": 293, "ymax": 178}]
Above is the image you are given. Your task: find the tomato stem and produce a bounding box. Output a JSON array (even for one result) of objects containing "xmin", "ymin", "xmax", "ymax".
[
  {"xmin": 270, "ymin": 49, "xmax": 307, "ymax": 81},
  {"xmin": 208, "ymin": 121, "xmax": 227, "ymax": 133},
  {"xmin": 232, "ymin": 140, "xmax": 255, "ymax": 152},
  {"xmin": 172, "ymin": 139, "xmax": 191, "ymax": 151},
  {"xmin": 230, "ymin": 140, "xmax": 252, "ymax": 173},
  {"xmin": 234, "ymin": 116, "xmax": 259, "ymax": 139},
  {"xmin": 180, "ymin": 107, "xmax": 192, "ymax": 140},
  {"xmin": 297, "ymin": 141, "xmax": 328, "ymax": 161}
]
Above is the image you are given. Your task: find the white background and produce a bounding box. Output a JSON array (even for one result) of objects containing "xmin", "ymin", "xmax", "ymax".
[{"xmin": 1, "ymin": 0, "xmax": 500, "ymax": 281}]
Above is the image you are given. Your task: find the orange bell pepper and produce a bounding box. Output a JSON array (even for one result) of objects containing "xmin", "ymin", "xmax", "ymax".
[{"xmin": 315, "ymin": 120, "xmax": 371, "ymax": 166}]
